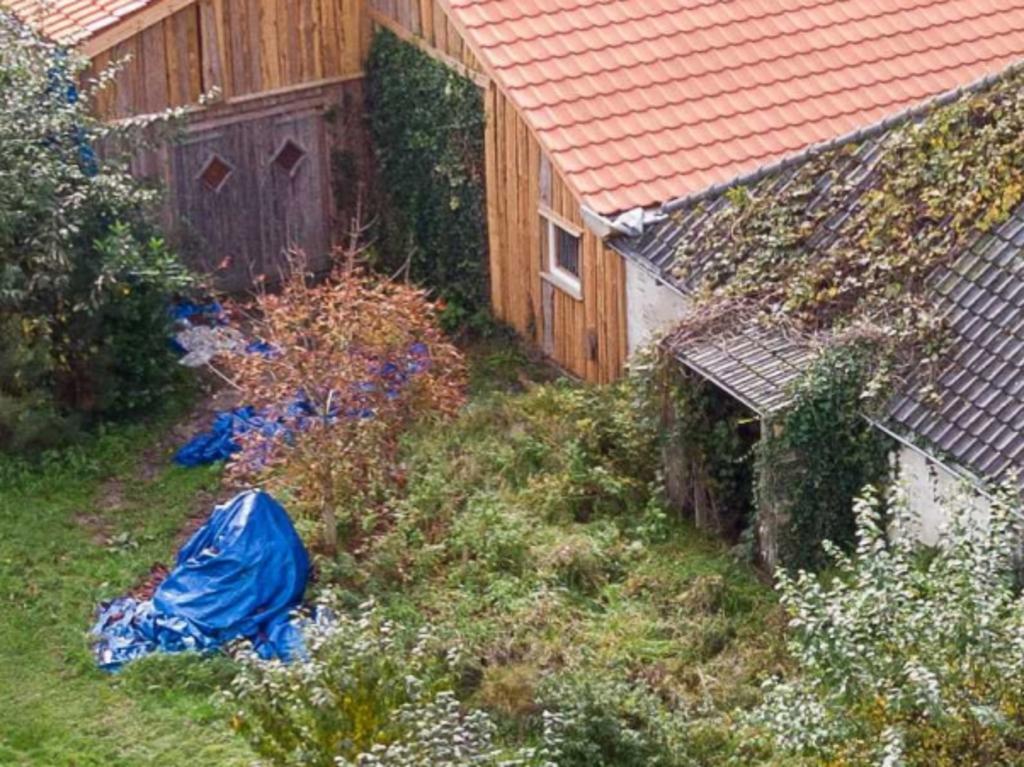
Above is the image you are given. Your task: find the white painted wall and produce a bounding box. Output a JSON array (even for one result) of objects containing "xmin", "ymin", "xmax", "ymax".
[
  {"xmin": 624, "ymin": 259, "xmax": 690, "ymax": 357},
  {"xmin": 896, "ymin": 445, "xmax": 991, "ymax": 544}
]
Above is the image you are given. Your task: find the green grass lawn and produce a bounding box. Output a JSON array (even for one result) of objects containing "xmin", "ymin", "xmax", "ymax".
[
  {"xmin": 0, "ymin": 416, "xmax": 255, "ymax": 766},
  {"xmin": 0, "ymin": 338, "xmax": 783, "ymax": 765}
]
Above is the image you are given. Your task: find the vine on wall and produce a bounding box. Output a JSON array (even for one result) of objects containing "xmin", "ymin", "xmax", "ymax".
[
  {"xmin": 661, "ymin": 70, "xmax": 1024, "ymax": 568},
  {"xmin": 656, "ymin": 359, "xmax": 759, "ymax": 541},
  {"xmin": 754, "ymin": 344, "xmax": 892, "ymax": 571},
  {"xmin": 365, "ymin": 30, "xmax": 488, "ymax": 330}
]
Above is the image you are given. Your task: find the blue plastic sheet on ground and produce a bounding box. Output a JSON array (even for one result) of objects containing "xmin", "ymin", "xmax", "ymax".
[
  {"xmin": 91, "ymin": 489, "xmax": 310, "ymax": 671},
  {"xmin": 174, "ymin": 343, "xmax": 434, "ymax": 467},
  {"xmin": 174, "ymin": 407, "xmax": 264, "ymax": 467},
  {"xmin": 171, "ymin": 299, "xmax": 226, "ymax": 323}
]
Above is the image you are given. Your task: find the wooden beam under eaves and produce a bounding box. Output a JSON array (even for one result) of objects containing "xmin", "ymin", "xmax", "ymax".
[{"xmin": 80, "ymin": 0, "xmax": 199, "ymax": 58}]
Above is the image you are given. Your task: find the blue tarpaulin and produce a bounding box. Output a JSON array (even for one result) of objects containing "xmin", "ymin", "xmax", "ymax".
[
  {"xmin": 92, "ymin": 489, "xmax": 310, "ymax": 671},
  {"xmin": 174, "ymin": 407, "xmax": 265, "ymax": 467},
  {"xmin": 174, "ymin": 343, "xmax": 433, "ymax": 467}
]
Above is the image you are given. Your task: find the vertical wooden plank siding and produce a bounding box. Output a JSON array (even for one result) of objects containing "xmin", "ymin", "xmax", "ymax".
[
  {"xmin": 86, "ymin": 0, "xmax": 626, "ymax": 381},
  {"xmin": 482, "ymin": 86, "xmax": 627, "ymax": 382},
  {"xmin": 88, "ymin": 0, "xmax": 365, "ymax": 119},
  {"xmin": 145, "ymin": 79, "xmax": 370, "ymax": 291},
  {"xmin": 369, "ymin": 0, "xmax": 627, "ymax": 381}
]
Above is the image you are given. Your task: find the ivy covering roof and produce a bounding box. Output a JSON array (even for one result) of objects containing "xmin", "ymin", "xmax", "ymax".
[{"xmin": 615, "ymin": 67, "xmax": 1024, "ymax": 484}]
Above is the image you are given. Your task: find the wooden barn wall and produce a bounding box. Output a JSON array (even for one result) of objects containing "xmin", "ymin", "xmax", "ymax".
[
  {"xmin": 129, "ymin": 80, "xmax": 370, "ymax": 291},
  {"xmin": 484, "ymin": 86, "xmax": 627, "ymax": 383},
  {"xmin": 369, "ymin": 0, "xmax": 627, "ymax": 382},
  {"xmin": 216, "ymin": 0, "xmax": 364, "ymax": 98},
  {"xmin": 89, "ymin": 0, "xmax": 365, "ymax": 120},
  {"xmin": 89, "ymin": 4, "xmax": 204, "ymax": 118},
  {"xmin": 367, "ymin": 0, "xmax": 482, "ymax": 76}
]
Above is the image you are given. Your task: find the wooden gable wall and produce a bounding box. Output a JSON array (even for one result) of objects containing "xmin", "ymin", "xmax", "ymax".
[
  {"xmin": 82, "ymin": 0, "xmax": 370, "ymax": 291},
  {"xmin": 89, "ymin": 0, "xmax": 365, "ymax": 119},
  {"xmin": 369, "ymin": 0, "xmax": 628, "ymax": 382}
]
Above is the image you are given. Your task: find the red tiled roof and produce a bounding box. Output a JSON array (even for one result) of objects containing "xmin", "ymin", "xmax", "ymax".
[
  {"xmin": 447, "ymin": 0, "xmax": 1024, "ymax": 214},
  {"xmin": 3, "ymin": 0, "xmax": 157, "ymax": 44}
]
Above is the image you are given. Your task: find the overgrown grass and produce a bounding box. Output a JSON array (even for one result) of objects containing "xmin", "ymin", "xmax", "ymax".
[
  {"xmin": 333, "ymin": 343, "xmax": 787, "ymax": 764},
  {"xmin": 0, "ymin": 339, "xmax": 783, "ymax": 765},
  {"xmin": 0, "ymin": 409, "xmax": 254, "ymax": 766}
]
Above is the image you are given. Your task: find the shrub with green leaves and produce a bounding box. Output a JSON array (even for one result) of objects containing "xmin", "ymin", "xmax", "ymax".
[
  {"xmin": 752, "ymin": 485, "xmax": 1024, "ymax": 767},
  {"xmin": 365, "ymin": 29, "xmax": 487, "ymax": 330},
  {"xmin": 227, "ymin": 597, "xmax": 561, "ymax": 767},
  {"xmin": 227, "ymin": 599, "xmax": 445, "ymax": 765},
  {"xmin": 536, "ymin": 674, "xmax": 696, "ymax": 767},
  {"xmin": 0, "ymin": 12, "xmax": 191, "ymax": 449}
]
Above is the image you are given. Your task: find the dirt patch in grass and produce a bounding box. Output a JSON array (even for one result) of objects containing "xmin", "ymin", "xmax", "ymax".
[
  {"xmin": 139, "ymin": 379, "xmax": 241, "ymax": 481},
  {"xmin": 73, "ymin": 510, "xmax": 114, "ymax": 545},
  {"xmin": 97, "ymin": 477, "xmax": 127, "ymax": 510}
]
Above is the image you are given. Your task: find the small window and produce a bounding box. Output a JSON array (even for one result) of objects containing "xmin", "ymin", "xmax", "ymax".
[
  {"xmin": 555, "ymin": 224, "xmax": 580, "ymax": 277},
  {"xmin": 272, "ymin": 139, "xmax": 307, "ymax": 176},
  {"xmin": 541, "ymin": 209, "xmax": 582, "ymax": 299},
  {"xmin": 198, "ymin": 153, "xmax": 233, "ymax": 192}
]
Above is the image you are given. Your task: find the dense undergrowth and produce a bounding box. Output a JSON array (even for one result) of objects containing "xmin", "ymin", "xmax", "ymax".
[
  {"xmin": 230, "ymin": 339, "xmax": 786, "ymax": 765},
  {"xmin": 0, "ymin": 340, "xmax": 783, "ymax": 766}
]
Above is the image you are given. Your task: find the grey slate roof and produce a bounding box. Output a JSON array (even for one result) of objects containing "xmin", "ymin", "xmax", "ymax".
[
  {"xmin": 614, "ymin": 136, "xmax": 1024, "ymax": 486},
  {"xmin": 669, "ymin": 325, "xmax": 813, "ymax": 415},
  {"xmin": 624, "ymin": 132, "xmax": 892, "ymax": 294},
  {"xmin": 889, "ymin": 212, "xmax": 1024, "ymax": 480}
]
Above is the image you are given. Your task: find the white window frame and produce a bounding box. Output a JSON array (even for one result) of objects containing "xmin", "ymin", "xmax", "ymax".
[{"xmin": 539, "ymin": 205, "xmax": 583, "ymax": 301}]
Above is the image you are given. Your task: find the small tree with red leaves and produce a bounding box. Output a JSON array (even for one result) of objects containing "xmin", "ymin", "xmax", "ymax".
[{"xmin": 225, "ymin": 255, "xmax": 466, "ymax": 554}]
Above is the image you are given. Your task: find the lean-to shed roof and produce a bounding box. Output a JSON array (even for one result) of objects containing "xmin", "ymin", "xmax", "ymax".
[{"xmin": 615, "ymin": 75, "xmax": 1024, "ymax": 485}]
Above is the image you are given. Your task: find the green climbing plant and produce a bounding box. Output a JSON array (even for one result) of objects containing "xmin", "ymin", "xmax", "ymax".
[
  {"xmin": 365, "ymin": 29, "xmax": 488, "ymax": 331},
  {"xmin": 657, "ymin": 359, "xmax": 758, "ymax": 541},
  {"xmin": 754, "ymin": 344, "xmax": 892, "ymax": 570},
  {"xmin": 660, "ymin": 69, "xmax": 1024, "ymax": 568},
  {"xmin": 675, "ymin": 69, "xmax": 1024, "ymax": 353}
]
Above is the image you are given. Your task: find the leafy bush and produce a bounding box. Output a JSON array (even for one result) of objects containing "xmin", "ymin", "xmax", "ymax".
[
  {"xmin": 349, "ymin": 692, "xmax": 499, "ymax": 766},
  {"xmin": 228, "ymin": 600, "xmax": 445, "ymax": 765},
  {"xmin": 520, "ymin": 380, "xmax": 662, "ymax": 526},
  {"xmin": 536, "ymin": 674, "xmax": 695, "ymax": 767},
  {"xmin": 365, "ymin": 29, "xmax": 488, "ymax": 330},
  {"xmin": 755, "ymin": 344, "xmax": 893, "ymax": 570},
  {"xmin": 752, "ymin": 485, "xmax": 1024, "ymax": 766},
  {"xmin": 228, "ymin": 598, "xmax": 561, "ymax": 767},
  {"xmin": 0, "ymin": 13, "xmax": 192, "ymax": 449},
  {"xmin": 225, "ymin": 257, "xmax": 466, "ymax": 552}
]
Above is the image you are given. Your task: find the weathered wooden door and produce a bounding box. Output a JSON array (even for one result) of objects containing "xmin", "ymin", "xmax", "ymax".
[{"xmin": 169, "ymin": 101, "xmax": 333, "ymax": 291}]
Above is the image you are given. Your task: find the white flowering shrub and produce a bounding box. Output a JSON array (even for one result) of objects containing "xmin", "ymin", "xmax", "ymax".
[
  {"xmin": 227, "ymin": 598, "xmax": 443, "ymax": 765},
  {"xmin": 227, "ymin": 597, "xmax": 561, "ymax": 767},
  {"xmin": 345, "ymin": 692, "xmax": 563, "ymax": 767},
  {"xmin": 752, "ymin": 486, "xmax": 1024, "ymax": 766}
]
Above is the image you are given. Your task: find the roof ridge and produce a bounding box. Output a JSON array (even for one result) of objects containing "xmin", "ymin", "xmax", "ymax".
[{"xmin": 658, "ymin": 57, "xmax": 1024, "ymax": 214}]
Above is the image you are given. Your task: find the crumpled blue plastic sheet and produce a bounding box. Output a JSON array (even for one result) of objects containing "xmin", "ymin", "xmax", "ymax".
[
  {"xmin": 171, "ymin": 299, "xmax": 226, "ymax": 323},
  {"xmin": 174, "ymin": 407, "xmax": 273, "ymax": 467},
  {"xmin": 175, "ymin": 343, "xmax": 434, "ymax": 467},
  {"xmin": 91, "ymin": 489, "xmax": 310, "ymax": 671}
]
